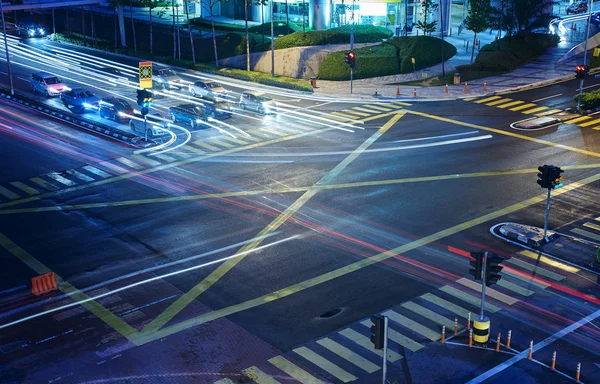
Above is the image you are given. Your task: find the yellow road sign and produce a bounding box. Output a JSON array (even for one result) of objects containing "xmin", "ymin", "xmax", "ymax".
[
  {"xmin": 594, "ymin": 48, "xmax": 600, "ymax": 57},
  {"xmin": 139, "ymin": 61, "xmax": 152, "ymax": 89}
]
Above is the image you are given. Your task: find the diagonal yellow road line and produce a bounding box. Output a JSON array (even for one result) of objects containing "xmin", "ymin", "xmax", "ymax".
[
  {"xmin": 131, "ymin": 171, "xmax": 600, "ymax": 345},
  {"xmin": 4, "ymin": 163, "xmax": 600, "ymax": 215},
  {"xmin": 139, "ymin": 112, "xmax": 406, "ymax": 335}
]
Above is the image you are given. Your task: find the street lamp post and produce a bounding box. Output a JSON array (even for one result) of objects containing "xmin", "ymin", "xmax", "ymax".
[
  {"xmin": 0, "ymin": 0, "xmax": 14, "ymax": 95},
  {"xmin": 577, "ymin": 0, "xmax": 594, "ymax": 111},
  {"xmin": 271, "ymin": 0, "xmax": 274, "ymax": 77}
]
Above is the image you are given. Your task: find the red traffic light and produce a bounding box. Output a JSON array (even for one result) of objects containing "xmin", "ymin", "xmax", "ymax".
[{"xmin": 348, "ymin": 52, "xmax": 355, "ymax": 59}]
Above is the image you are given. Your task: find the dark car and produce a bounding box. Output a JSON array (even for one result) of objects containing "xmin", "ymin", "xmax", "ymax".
[
  {"xmin": 60, "ymin": 88, "xmax": 100, "ymax": 113},
  {"xmin": 169, "ymin": 103, "xmax": 209, "ymax": 128},
  {"xmin": 591, "ymin": 11, "xmax": 600, "ymax": 24},
  {"xmin": 99, "ymin": 97, "xmax": 134, "ymax": 123},
  {"xmin": 567, "ymin": 1, "xmax": 587, "ymax": 14},
  {"xmin": 99, "ymin": 66, "xmax": 137, "ymax": 83},
  {"xmin": 130, "ymin": 112, "xmax": 170, "ymax": 138},
  {"xmin": 204, "ymin": 101, "xmax": 233, "ymax": 119},
  {"xmin": 16, "ymin": 20, "xmax": 47, "ymax": 38}
]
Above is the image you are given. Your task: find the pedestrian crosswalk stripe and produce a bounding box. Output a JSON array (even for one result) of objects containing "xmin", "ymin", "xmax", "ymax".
[
  {"xmin": 583, "ymin": 221, "xmax": 600, "ymax": 232},
  {"xmin": 132, "ymin": 155, "xmax": 161, "ymax": 167},
  {"xmin": 359, "ymin": 320, "xmax": 423, "ymax": 352},
  {"xmin": 497, "ymin": 279, "xmax": 534, "ymax": 296},
  {"xmin": 292, "ymin": 346, "xmax": 358, "ymax": 383},
  {"xmin": 564, "ymin": 116, "xmax": 592, "ymax": 124},
  {"xmin": 169, "ymin": 150, "xmax": 192, "ymax": 159},
  {"xmin": 265, "ymin": 129, "xmax": 288, "ymax": 136},
  {"xmin": 241, "ymin": 134, "xmax": 261, "ymax": 142},
  {"xmin": 402, "ymin": 301, "xmax": 459, "ymax": 329},
  {"xmin": 316, "ymin": 338, "xmax": 381, "ymax": 373},
  {"xmin": 421, "ymin": 293, "xmax": 473, "ymax": 320},
  {"xmin": 181, "ymin": 145, "xmax": 206, "ymax": 155},
  {"xmin": 338, "ymin": 328, "xmax": 402, "ymax": 362},
  {"xmin": 247, "ymin": 129, "xmax": 274, "ymax": 138},
  {"xmin": 463, "ymin": 98, "xmax": 476, "ymax": 101},
  {"xmin": 10, "ymin": 181, "xmax": 39, "ymax": 195},
  {"xmin": 545, "ymin": 109, "xmax": 563, "ymax": 115},
  {"xmin": 509, "ymin": 103, "xmax": 537, "ymax": 111},
  {"xmin": 366, "ymin": 105, "xmax": 394, "ymax": 112},
  {"xmin": 152, "ymin": 153, "xmax": 177, "ymax": 163},
  {"xmin": 578, "ymin": 118, "xmax": 600, "ymax": 127},
  {"xmin": 219, "ymin": 136, "xmax": 249, "ymax": 145},
  {"xmin": 242, "ymin": 366, "xmax": 280, "ymax": 384},
  {"xmin": 0, "ymin": 185, "xmax": 20, "ymax": 200},
  {"xmin": 503, "ymin": 270, "xmax": 549, "ymax": 289},
  {"xmin": 392, "ymin": 101, "xmax": 412, "ymax": 106},
  {"xmin": 116, "ymin": 157, "xmax": 144, "ymax": 170},
  {"xmin": 497, "ymin": 100, "xmax": 525, "ymax": 109},
  {"xmin": 332, "ymin": 111, "xmax": 363, "ymax": 119},
  {"xmin": 193, "ymin": 140, "xmax": 221, "ymax": 151},
  {"xmin": 213, "ymin": 378, "xmax": 236, "ymax": 384},
  {"xmin": 65, "ymin": 169, "xmax": 95, "ymax": 182},
  {"xmin": 382, "ymin": 310, "xmax": 439, "ymax": 341},
  {"xmin": 343, "ymin": 109, "xmax": 370, "ymax": 117},
  {"xmin": 352, "ymin": 107, "xmax": 379, "ymax": 114},
  {"xmin": 474, "ymin": 96, "xmax": 502, "ymax": 104},
  {"xmin": 457, "ymin": 278, "xmax": 518, "ymax": 305},
  {"xmin": 518, "ymin": 250, "xmax": 579, "ymax": 273},
  {"xmin": 29, "ymin": 177, "xmax": 58, "ymax": 191},
  {"xmin": 268, "ymin": 355, "xmax": 326, "ymax": 383},
  {"xmin": 46, "ymin": 173, "xmax": 77, "ymax": 186},
  {"xmin": 485, "ymin": 98, "xmax": 513, "ymax": 106},
  {"xmin": 327, "ymin": 114, "xmax": 355, "ymax": 122},
  {"xmin": 98, "ymin": 161, "xmax": 127, "ymax": 174},
  {"xmin": 594, "ymin": 126, "xmax": 600, "ymax": 130},
  {"xmin": 207, "ymin": 137, "xmax": 235, "ymax": 148},
  {"xmin": 438, "ymin": 286, "xmax": 501, "ymax": 313},
  {"xmin": 570, "ymin": 227, "xmax": 600, "ymax": 242},
  {"xmin": 522, "ymin": 106, "xmax": 549, "ymax": 115},
  {"xmin": 505, "ymin": 257, "xmax": 565, "ymax": 281},
  {"xmin": 595, "ymin": 216, "xmax": 600, "ymax": 221},
  {"xmin": 83, "ymin": 165, "xmax": 112, "ymax": 178}
]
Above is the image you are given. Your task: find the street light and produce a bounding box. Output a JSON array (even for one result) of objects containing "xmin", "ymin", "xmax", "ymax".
[{"xmin": 0, "ymin": 0, "xmax": 15, "ymax": 95}]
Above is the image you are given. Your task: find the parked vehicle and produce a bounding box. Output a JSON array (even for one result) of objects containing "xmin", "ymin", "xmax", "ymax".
[
  {"xmin": 239, "ymin": 91, "xmax": 276, "ymax": 115},
  {"xmin": 169, "ymin": 104, "xmax": 209, "ymax": 128},
  {"xmin": 153, "ymin": 69, "xmax": 183, "ymax": 90},
  {"xmin": 99, "ymin": 97, "xmax": 134, "ymax": 123},
  {"xmin": 130, "ymin": 112, "xmax": 170, "ymax": 138},
  {"xmin": 60, "ymin": 88, "xmax": 100, "ymax": 113},
  {"xmin": 189, "ymin": 80, "xmax": 228, "ymax": 99},
  {"xmin": 566, "ymin": 1, "xmax": 587, "ymax": 14},
  {"xmin": 30, "ymin": 72, "xmax": 65, "ymax": 97}
]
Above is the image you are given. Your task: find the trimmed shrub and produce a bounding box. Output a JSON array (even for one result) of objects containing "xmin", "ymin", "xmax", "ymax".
[
  {"xmin": 386, "ymin": 36, "xmax": 457, "ymax": 73},
  {"xmin": 574, "ymin": 88, "xmax": 600, "ymax": 110}
]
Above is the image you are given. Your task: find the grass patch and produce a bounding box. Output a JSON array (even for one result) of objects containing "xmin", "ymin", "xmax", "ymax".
[{"xmin": 318, "ymin": 36, "xmax": 456, "ymax": 81}]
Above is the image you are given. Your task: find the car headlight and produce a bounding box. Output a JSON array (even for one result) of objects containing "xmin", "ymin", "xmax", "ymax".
[
  {"xmin": 29, "ymin": 29, "xmax": 35, "ymax": 36},
  {"xmin": 196, "ymin": 119, "xmax": 202, "ymax": 123},
  {"xmin": 83, "ymin": 103, "xmax": 96, "ymax": 109},
  {"xmin": 39, "ymin": 28, "xmax": 45, "ymax": 35}
]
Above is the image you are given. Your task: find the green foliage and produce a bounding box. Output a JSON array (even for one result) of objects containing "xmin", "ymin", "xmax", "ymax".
[
  {"xmin": 318, "ymin": 36, "xmax": 456, "ymax": 80},
  {"xmin": 466, "ymin": 0, "xmax": 490, "ymax": 35},
  {"xmin": 416, "ymin": 0, "xmax": 439, "ymax": 35},
  {"xmin": 574, "ymin": 88, "xmax": 600, "ymax": 111},
  {"xmin": 195, "ymin": 64, "xmax": 314, "ymax": 92}
]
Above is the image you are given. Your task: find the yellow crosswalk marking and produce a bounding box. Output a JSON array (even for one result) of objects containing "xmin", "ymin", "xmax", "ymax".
[
  {"xmin": 152, "ymin": 154, "xmax": 177, "ymax": 163},
  {"xmin": 343, "ymin": 109, "xmax": 370, "ymax": 117},
  {"xmin": 83, "ymin": 165, "xmax": 111, "ymax": 178},
  {"xmin": 240, "ymin": 134, "xmax": 260, "ymax": 142},
  {"xmin": 594, "ymin": 126, "xmax": 600, "ymax": 130},
  {"xmin": 0, "ymin": 186, "xmax": 20, "ymax": 200},
  {"xmin": 509, "ymin": 103, "xmax": 537, "ymax": 111},
  {"xmin": 268, "ymin": 355, "xmax": 326, "ymax": 383},
  {"xmin": 382, "ymin": 310, "xmax": 439, "ymax": 341},
  {"xmin": 503, "ymin": 270, "xmax": 549, "ymax": 289},
  {"xmin": 595, "ymin": 216, "xmax": 600, "ymax": 221},
  {"xmin": 486, "ymin": 98, "xmax": 513, "ymax": 106},
  {"xmin": 242, "ymin": 367, "xmax": 280, "ymax": 384},
  {"xmin": 359, "ymin": 320, "xmax": 423, "ymax": 352},
  {"xmin": 497, "ymin": 279, "xmax": 534, "ymax": 296},
  {"xmin": 65, "ymin": 169, "xmax": 95, "ymax": 182},
  {"xmin": 545, "ymin": 109, "xmax": 563, "ymax": 114},
  {"xmin": 338, "ymin": 328, "xmax": 402, "ymax": 362},
  {"xmin": 521, "ymin": 106, "xmax": 549, "ymax": 114},
  {"xmin": 518, "ymin": 250, "xmax": 579, "ymax": 273},
  {"xmin": 571, "ymin": 227, "xmax": 600, "ymax": 242},
  {"xmin": 578, "ymin": 118, "xmax": 600, "ymax": 127},
  {"xmin": 247, "ymin": 129, "xmax": 275, "ymax": 138},
  {"xmin": 181, "ymin": 146, "xmax": 206, "ymax": 155},
  {"xmin": 132, "ymin": 155, "xmax": 161, "ymax": 167},
  {"xmin": 496, "ymin": 100, "xmax": 525, "ymax": 109},
  {"xmin": 456, "ymin": 278, "xmax": 518, "ymax": 305},
  {"xmin": 583, "ymin": 221, "xmax": 600, "ymax": 232},
  {"xmin": 316, "ymin": 338, "xmax": 380, "ymax": 373},
  {"xmin": 474, "ymin": 96, "xmax": 502, "ymax": 104},
  {"xmin": 263, "ymin": 129, "xmax": 288, "ymax": 136},
  {"xmin": 438, "ymin": 286, "xmax": 500, "ymax": 312},
  {"xmin": 169, "ymin": 150, "xmax": 192, "ymax": 159},
  {"xmin": 392, "ymin": 101, "xmax": 412, "ymax": 106},
  {"xmin": 365, "ymin": 105, "xmax": 393, "ymax": 112},
  {"xmin": 219, "ymin": 136, "xmax": 249, "ymax": 145},
  {"xmin": 98, "ymin": 161, "xmax": 127, "ymax": 174},
  {"xmin": 292, "ymin": 347, "xmax": 357, "ymax": 383},
  {"xmin": 115, "ymin": 157, "xmax": 144, "ymax": 170},
  {"xmin": 207, "ymin": 137, "xmax": 235, "ymax": 148},
  {"xmin": 352, "ymin": 107, "xmax": 378, "ymax": 114},
  {"xmin": 10, "ymin": 182, "xmax": 39, "ymax": 195},
  {"xmin": 192, "ymin": 140, "xmax": 220, "ymax": 151},
  {"xmin": 505, "ymin": 257, "xmax": 565, "ymax": 281},
  {"xmin": 213, "ymin": 378, "xmax": 236, "ymax": 384},
  {"xmin": 29, "ymin": 177, "xmax": 58, "ymax": 191},
  {"xmin": 421, "ymin": 293, "xmax": 472, "ymax": 320},
  {"xmin": 46, "ymin": 173, "xmax": 77, "ymax": 186},
  {"xmin": 402, "ymin": 302, "xmax": 459, "ymax": 329},
  {"xmin": 565, "ymin": 116, "xmax": 592, "ymax": 124},
  {"xmin": 331, "ymin": 111, "xmax": 363, "ymax": 119},
  {"xmin": 463, "ymin": 97, "xmax": 476, "ymax": 101}
]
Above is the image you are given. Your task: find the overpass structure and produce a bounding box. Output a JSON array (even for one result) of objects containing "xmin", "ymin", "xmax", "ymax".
[{"xmin": 1, "ymin": 1, "xmax": 103, "ymax": 12}]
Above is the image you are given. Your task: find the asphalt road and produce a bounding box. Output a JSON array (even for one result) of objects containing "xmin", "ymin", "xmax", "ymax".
[{"xmin": 1, "ymin": 35, "xmax": 600, "ymax": 384}]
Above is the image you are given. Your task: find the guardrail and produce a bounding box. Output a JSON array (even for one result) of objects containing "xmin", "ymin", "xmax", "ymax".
[{"xmin": 0, "ymin": 88, "xmax": 153, "ymax": 148}]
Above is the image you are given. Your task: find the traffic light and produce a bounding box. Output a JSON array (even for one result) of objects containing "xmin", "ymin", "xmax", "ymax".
[
  {"xmin": 576, "ymin": 64, "xmax": 588, "ymax": 79},
  {"xmin": 345, "ymin": 51, "xmax": 356, "ymax": 68},
  {"xmin": 549, "ymin": 166, "xmax": 564, "ymax": 190},
  {"xmin": 136, "ymin": 89, "xmax": 153, "ymax": 107},
  {"xmin": 537, "ymin": 165, "xmax": 550, "ymax": 189},
  {"xmin": 369, "ymin": 315, "xmax": 385, "ymax": 350},
  {"xmin": 485, "ymin": 254, "xmax": 510, "ymax": 286},
  {"xmin": 469, "ymin": 252, "xmax": 484, "ymax": 281}
]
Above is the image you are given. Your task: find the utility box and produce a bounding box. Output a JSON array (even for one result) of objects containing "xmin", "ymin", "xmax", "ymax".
[
  {"xmin": 453, "ymin": 73, "xmax": 461, "ymax": 85},
  {"xmin": 310, "ymin": 77, "xmax": 317, "ymax": 88}
]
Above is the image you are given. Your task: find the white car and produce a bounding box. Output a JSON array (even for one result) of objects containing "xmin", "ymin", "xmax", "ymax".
[
  {"xmin": 153, "ymin": 69, "xmax": 183, "ymax": 90},
  {"xmin": 189, "ymin": 80, "xmax": 227, "ymax": 99}
]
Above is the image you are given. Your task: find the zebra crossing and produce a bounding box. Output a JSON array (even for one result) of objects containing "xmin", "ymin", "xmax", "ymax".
[
  {"xmin": 222, "ymin": 248, "xmax": 574, "ymax": 384},
  {"xmin": 329, "ymin": 102, "xmax": 410, "ymax": 122}
]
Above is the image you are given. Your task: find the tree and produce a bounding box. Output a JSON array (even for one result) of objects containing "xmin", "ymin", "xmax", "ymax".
[
  {"xmin": 183, "ymin": 0, "xmax": 196, "ymax": 64},
  {"xmin": 510, "ymin": 0, "xmax": 555, "ymax": 34},
  {"xmin": 130, "ymin": 0, "xmax": 137, "ymax": 52},
  {"xmin": 254, "ymin": 0, "xmax": 267, "ymax": 43},
  {"xmin": 416, "ymin": 0, "xmax": 438, "ymax": 35},
  {"xmin": 465, "ymin": 0, "xmax": 490, "ymax": 63},
  {"xmin": 244, "ymin": 0, "xmax": 252, "ymax": 70},
  {"xmin": 203, "ymin": 0, "xmax": 226, "ymax": 69},
  {"xmin": 140, "ymin": 0, "xmax": 168, "ymax": 55},
  {"xmin": 439, "ymin": 0, "xmax": 445, "ymax": 76}
]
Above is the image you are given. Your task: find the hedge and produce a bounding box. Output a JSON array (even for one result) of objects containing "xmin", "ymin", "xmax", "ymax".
[
  {"xmin": 574, "ymin": 88, "xmax": 600, "ymax": 111},
  {"xmin": 195, "ymin": 64, "xmax": 314, "ymax": 93},
  {"xmin": 318, "ymin": 36, "xmax": 456, "ymax": 80}
]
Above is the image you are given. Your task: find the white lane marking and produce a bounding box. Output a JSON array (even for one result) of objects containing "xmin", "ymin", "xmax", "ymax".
[
  {"xmin": 393, "ymin": 130, "xmax": 479, "ymax": 143},
  {"xmin": 578, "ymin": 84, "xmax": 600, "ymax": 91},
  {"xmin": 532, "ymin": 94, "xmax": 562, "ymax": 103},
  {"xmin": 467, "ymin": 308, "xmax": 600, "ymax": 383}
]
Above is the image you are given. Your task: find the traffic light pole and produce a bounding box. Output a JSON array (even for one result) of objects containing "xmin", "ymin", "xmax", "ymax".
[
  {"xmin": 543, "ymin": 188, "xmax": 552, "ymax": 241},
  {"xmin": 350, "ymin": 68, "xmax": 353, "ymax": 94},
  {"xmin": 382, "ymin": 316, "xmax": 388, "ymax": 384},
  {"xmin": 577, "ymin": 0, "xmax": 593, "ymax": 111},
  {"xmin": 479, "ymin": 251, "xmax": 488, "ymax": 321},
  {"xmin": 350, "ymin": 27, "xmax": 354, "ymax": 94},
  {"xmin": 144, "ymin": 114, "xmax": 148, "ymax": 142},
  {"xmin": 0, "ymin": 0, "xmax": 15, "ymax": 95}
]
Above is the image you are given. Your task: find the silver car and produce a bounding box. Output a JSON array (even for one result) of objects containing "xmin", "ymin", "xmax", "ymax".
[
  {"xmin": 153, "ymin": 69, "xmax": 183, "ymax": 90},
  {"xmin": 239, "ymin": 91, "xmax": 276, "ymax": 115},
  {"xmin": 189, "ymin": 80, "xmax": 227, "ymax": 99},
  {"xmin": 30, "ymin": 71, "xmax": 65, "ymax": 97}
]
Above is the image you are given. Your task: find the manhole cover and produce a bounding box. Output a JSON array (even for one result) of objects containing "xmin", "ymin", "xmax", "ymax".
[{"xmin": 319, "ymin": 308, "xmax": 342, "ymax": 319}]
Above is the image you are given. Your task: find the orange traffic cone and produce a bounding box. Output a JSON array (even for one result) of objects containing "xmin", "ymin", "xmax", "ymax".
[
  {"xmin": 483, "ymin": 82, "xmax": 487, "ymax": 91},
  {"xmin": 445, "ymin": 84, "xmax": 449, "ymax": 93},
  {"xmin": 396, "ymin": 87, "xmax": 400, "ymax": 96},
  {"xmin": 464, "ymin": 82, "xmax": 469, "ymax": 92},
  {"xmin": 413, "ymin": 88, "xmax": 417, "ymax": 97}
]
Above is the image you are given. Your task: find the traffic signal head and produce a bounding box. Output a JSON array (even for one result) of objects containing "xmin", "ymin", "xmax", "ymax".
[
  {"xmin": 136, "ymin": 89, "xmax": 153, "ymax": 107},
  {"xmin": 469, "ymin": 251, "xmax": 483, "ymax": 281},
  {"xmin": 537, "ymin": 165, "xmax": 550, "ymax": 189},
  {"xmin": 576, "ymin": 65, "xmax": 586, "ymax": 79},
  {"xmin": 345, "ymin": 51, "xmax": 356, "ymax": 68},
  {"xmin": 549, "ymin": 166, "xmax": 564, "ymax": 189},
  {"xmin": 485, "ymin": 254, "xmax": 510, "ymax": 286},
  {"xmin": 369, "ymin": 315, "xmax": 385, "ymax": 350}
]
